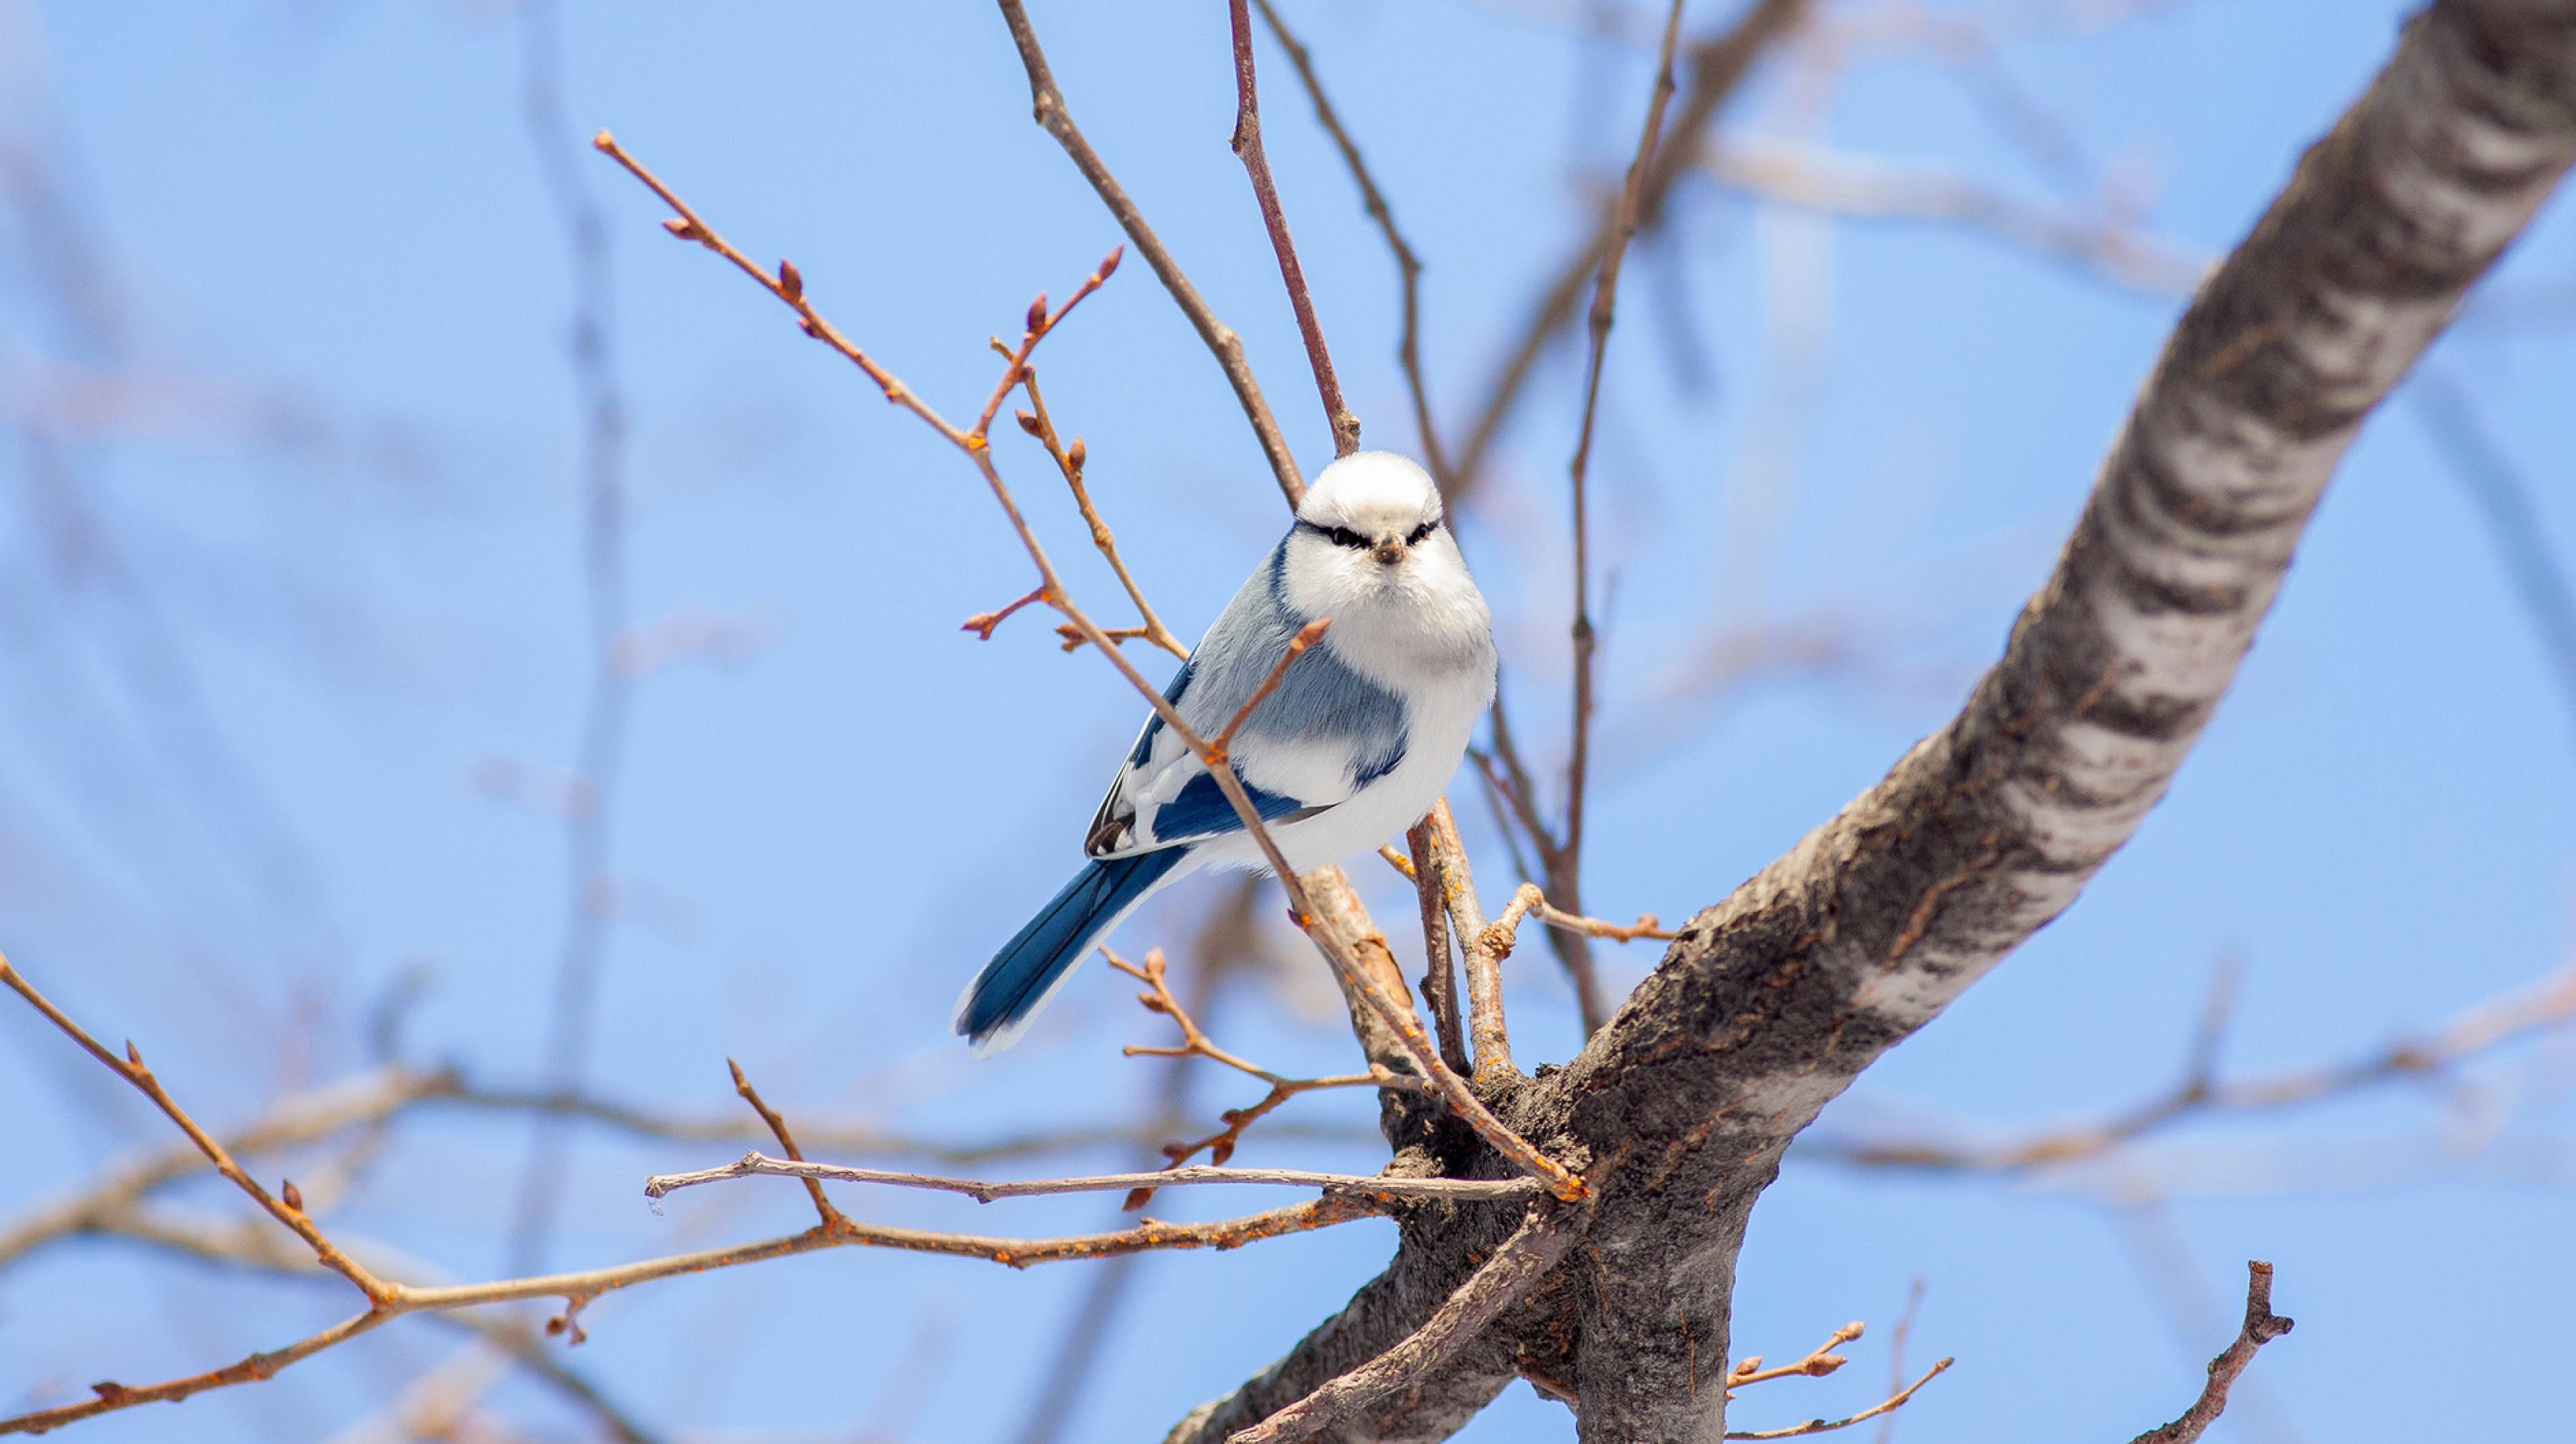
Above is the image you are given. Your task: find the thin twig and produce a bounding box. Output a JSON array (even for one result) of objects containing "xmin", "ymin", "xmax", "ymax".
[
  {"xmin": 1212, "ymin": 618, "xmax": 1333, "ymax": 758},
  {"xmin": 1016, "ymin": 365, "xmax": 1189, "ymax": 660},
  {"xmin": 1560, "ymin": 0, "xmax": 1687, "ymax": 1029},
  {"xmin": 995, "ymin": 0, "xmax": 1304, "ymax": 505},
  {"xmin": 1227, "ymin": 0, "xmax": 1358, "ymax": 456},
  {"xmin": 1486, "ymin": 881, "xmax": 1677, "ymax": 955},
  {"xmin": 964, "ymin": 584, "xmax": 1050, "ymax": 640},
  {"xmin": 0, "ymin": 955, "xmax": 392, "ymax": 1303},
  {"xmin": 1107, "ymin": 945, "xmax": 1416, "ymax": 1199},
  {"xmin": 2126, "ymin": 1262, "xmax": 2293, "ymax": 1444},
  {"xmin": 1723, "ymin": 1359, "xmax": 1953, "ymax": 1441},
  {"xmin": 1728, "ymin": 1320, "xmax": 1861, "ymax": 1389},
  {"xmin": 0, "ymin": 955, "xmax": 1386, "ymax": 1438},
  {"xmin": 1226, "ymin": 1201, "xmax": 1583, "ymax": 1443},
  {"xmin": 726, "ymin": 1059, "xmax": 846, "ymax": 1231},
  {"xmin": 1251, "ymin": 0, "xmax": 1444, "ymax": 484},
  {"xmin": 642, "ymin": 1152, "xmax": 1544, "ymax": 1206}
]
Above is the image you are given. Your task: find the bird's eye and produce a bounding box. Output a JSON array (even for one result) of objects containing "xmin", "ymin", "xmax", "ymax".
[
  {"xmin": 1326, "ymin": 526, "xmax": 1365, "ymax": 549},
  {"xmin": 1407, "ymin": 519, "xmax": 1438, "ymax": 546}
]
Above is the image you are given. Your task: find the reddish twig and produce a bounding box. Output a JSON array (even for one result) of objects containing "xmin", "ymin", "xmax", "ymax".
[
  {"xmin": 975, "ymin": 247, "xmax": 1124, "ymax": 439},
  {"xmin": 1014, "ymin": 365, "xmax": 1189, "ymax": 660},
  {"xmin": 964, "ymin": 585, "xmax": 1050, "ymax": 641},
  {"xmin": 1251, "ymin": 0, "xmax": 1445, "ymax": 485},
  {"xmin": 1107, "ymin": 947, "xmax": 1414, "ymax": 1205},
  {"xmin": 1211, "ymin": 618, "xmax": 1333, "ymax": 759},
  {"xmin": 2128, "ymin": 1262, "xmax": 2293, "ymax": 1444},
  {"xmin": 726, "ymin": 1058, "xmax": 846, "ymax": 1232},
  {"xmin": 0, "ymin": 955, "xmax": 392, "ymax": 1305},
  {"xmin": 1227, "ymin": 0, "xmax": 1358, "ymax": 457},
  {"xmin": 1723, "ymin": 1359, "xmax": 1953, "ymax": 1441},
  {"xmin": 1728, "ymin": 1320, "xmax": 1862, "ymax": 1390},
  {"xmin": 995, "ymin": 0, "xmax": 1304, "ymax": 505}
]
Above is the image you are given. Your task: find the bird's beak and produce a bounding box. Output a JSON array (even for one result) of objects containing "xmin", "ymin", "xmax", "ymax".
[{"xmin": 1371, "ymin": 538, "xmax": 1405, "ymax": 566}]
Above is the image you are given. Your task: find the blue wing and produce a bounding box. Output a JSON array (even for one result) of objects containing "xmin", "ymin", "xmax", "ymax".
[{"xmin": 1087, "ymin": 544, "xmax": 1408, "ymax": 857}]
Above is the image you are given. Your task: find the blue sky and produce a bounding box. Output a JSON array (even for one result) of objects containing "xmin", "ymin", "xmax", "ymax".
[{"xmin": 3, "ymin": 2, "xmax": 2573, "ymax": 1441}]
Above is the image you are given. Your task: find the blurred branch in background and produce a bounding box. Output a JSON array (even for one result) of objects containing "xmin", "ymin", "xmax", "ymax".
[
  {"xmin": 1806, "ymin": 955, "xmax": 2576, "ymax": 1187},
  {"xmin": 0, "ymin": 953, "xmax": 1397, "ymax": 1437},
  {"xmin": 2410, "ymin": 369, "xmax": 2576, "ymax": 745},
  {"xmin": 506, "ymin": 0, "xmax": 640, "ymax": 1281}
]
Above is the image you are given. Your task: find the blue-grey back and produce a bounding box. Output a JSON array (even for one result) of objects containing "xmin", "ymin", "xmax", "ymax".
[{"xmin": 1178, "ymin": 544, "xmax": 1408, "ymax": 779}]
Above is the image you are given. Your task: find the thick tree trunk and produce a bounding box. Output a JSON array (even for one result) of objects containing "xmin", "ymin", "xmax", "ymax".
[{"xmin": 1171, "ymin": 2, "xmax": 2576, "ymax": 1439}]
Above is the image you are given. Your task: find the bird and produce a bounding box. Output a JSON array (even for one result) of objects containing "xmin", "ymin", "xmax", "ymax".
[{"xmin": 955, "ymin": 451, "xmax": 1497, "ymax": 1053}]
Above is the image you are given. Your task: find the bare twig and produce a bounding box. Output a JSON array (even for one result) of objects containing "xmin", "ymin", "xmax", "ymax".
[
  {"xmin": 1016, "ymin": 366, "xmax": 1190, "ymax": 660},
  {"xmin": 1108, "ymin": 946, "xmax": 1415, "ymax": 1198},
  {"xmin": 1486, "ymin": 881, "xmax": 1677, "ymax": 955},
  {"xmin": 1728, "ymin": 1320, "xmax": 1861, "ymax": 1389},
  {"xmin": 1225, "ymin": 1202, "xmax": 1583, "ymax": 1444},
  {"xmin": 643, "ymin": 1152, "xmax": 1544, "ymax": 1206},
  {"xmin": 1559, "ymin": 0, "xmax": 1687, "ymax": 1036},
  {"xmin": 1251, "ymin": 0, "xmax": 1445, "ymax": 483},
  {"xmin": 1228, "ymin": 0, "xmax": 1358, "ymax": 456},
  {"xmin": 2127, "ymin": 1262, "xmax": 2293, "ymax": 1444},
  {"xmin": 994, "ymin": 0, "xmax": 1304, "ymax": 505},
  {"xmin": 0, "ymin": 955, "xmax": 392, "ymax": 1303},
  {"xmin": 0, "ymin": 952, "xmax": 1387, "ymax": 1437},
  {"xmin": 1723, "ymin": 1359, "xmax": 1952, "ymax": 1441},
  {"xmin": 1212, "ymin": 619, "xmax": 1333, "ymax": 759},
  {"xmin": 725, "ymin": 1058, "xmax": 846, "ymax": 1231},
  {"xmin": 964, "ymin": 583, "xmax": 1051, "ymax": 641}
]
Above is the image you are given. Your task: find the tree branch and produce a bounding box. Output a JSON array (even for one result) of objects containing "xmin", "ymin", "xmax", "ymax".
[
  {"xmin": 1171, "ymin": 5, "xmax": 2576, "ymax": 1438},
  {"xmin": 641, "ymin": 1152, "xmax": 1544, "ymax": 1208},
  {"xmin": 1225, "ymin": 1202, "xmax": 1582, "ymax": 1444},
  {"xmin": 1228, "ymin": 0, "xmax": 1360, "ymax": 456},
  {"xmin": 994, "ymin": 0, "xmax": 1306, "ymax": 505},
  {"xmin": 2126, "ymin": 1262, "xmax": 2293, "ymax": 1444}
]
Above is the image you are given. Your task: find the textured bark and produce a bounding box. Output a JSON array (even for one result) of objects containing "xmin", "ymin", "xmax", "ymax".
[{"xmin": 1171, "ymin": 3, "xmax": 2576, "ymax": 1441}]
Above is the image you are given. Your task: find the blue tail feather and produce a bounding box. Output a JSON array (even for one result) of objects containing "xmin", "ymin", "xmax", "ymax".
[{"xmin": 956, "ymin": 847, "xmax": 1190, "ymax": 1050}]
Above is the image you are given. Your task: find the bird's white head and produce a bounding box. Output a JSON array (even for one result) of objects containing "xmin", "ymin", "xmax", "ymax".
[
  {"xmin": 1280, "ymin": 452, "xmax": 1488, "ymax": 660},
  {"xmin": 1290, "ymin": 451, "xmax": 1451, "ymax": 571}
]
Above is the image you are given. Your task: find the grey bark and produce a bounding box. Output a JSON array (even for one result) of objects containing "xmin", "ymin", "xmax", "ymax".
[{"xmin": 1172, "ymin": 2, "xmax": 2576, "ymax": 1440}]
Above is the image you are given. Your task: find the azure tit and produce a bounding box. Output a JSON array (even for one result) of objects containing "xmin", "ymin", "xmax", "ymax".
[{"xmin": 956, "ymin": 451, "xmax": 1497, "ymax": 1051}]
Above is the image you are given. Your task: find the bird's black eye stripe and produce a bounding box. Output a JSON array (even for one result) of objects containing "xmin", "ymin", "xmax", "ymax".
[
  {"xmin": 1407, "ymin": 518, "xmax": 1440, "ymax": 546},
  {"xmin": 1300, "ymin": 520, "xmax": 1371, "ymax": 549}
]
